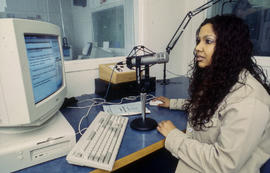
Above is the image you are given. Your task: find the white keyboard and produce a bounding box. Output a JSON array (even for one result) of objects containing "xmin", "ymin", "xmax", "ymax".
[{"xmin": 66, "ymin": 111, "xmax": 128, "ymax": 171}]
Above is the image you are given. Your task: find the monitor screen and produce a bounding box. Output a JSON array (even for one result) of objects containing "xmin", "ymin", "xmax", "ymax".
[{"xmin": 24, "ymin": 35, "xmax": 63, "ymax": 104}]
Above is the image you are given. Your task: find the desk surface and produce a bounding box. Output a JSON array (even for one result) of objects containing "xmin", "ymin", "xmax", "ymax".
[{"xmin": 17, "ymin": 77, "xmax": 189, "ymax": 173}]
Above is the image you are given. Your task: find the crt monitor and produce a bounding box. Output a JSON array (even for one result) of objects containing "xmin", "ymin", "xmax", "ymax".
[{"xmin": 0, "ymin": 18, "xmax": 67, "ymax": 127}]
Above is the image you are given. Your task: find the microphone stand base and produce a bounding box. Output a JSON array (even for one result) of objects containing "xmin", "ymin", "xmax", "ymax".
[
  {"xmin": 160, "ymin": 79, "xmax": 170, "ymax": 85},
  {"xmin": 130, "ymin": 117, "xmax": 157, "ymax": 131}
]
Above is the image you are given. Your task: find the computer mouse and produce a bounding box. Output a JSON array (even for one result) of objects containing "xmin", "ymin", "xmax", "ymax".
[{"xmin": 149, "ymin": 100, "xmax": 163, "ymax": 106}]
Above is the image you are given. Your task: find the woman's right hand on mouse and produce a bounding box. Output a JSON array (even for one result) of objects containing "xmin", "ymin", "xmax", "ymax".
[{"xmin": 154, "ymin": 96, "xmax": 170, "ymax": 108}]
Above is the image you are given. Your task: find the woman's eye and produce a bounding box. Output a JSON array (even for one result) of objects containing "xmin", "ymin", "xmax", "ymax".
[
  {"xmin": 196, "ymin": 39, "xmax": 200, "ymax": 45},
  {"xmin": 206, "ymin": 39, "xmax": 215, "ymax": 44}
]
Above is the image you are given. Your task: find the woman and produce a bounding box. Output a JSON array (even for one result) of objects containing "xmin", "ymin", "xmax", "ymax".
[{"xmin": 155, "ymin": 15, "xmax": 270, "ymax": 172}]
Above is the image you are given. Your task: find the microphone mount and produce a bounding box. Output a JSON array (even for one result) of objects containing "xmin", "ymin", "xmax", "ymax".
[
  {"xmin": 127, "ymin": 45, "xmax": 158, "ymax": 131},
  {"xmin": 126, "ymin": 45, "xmax": 155, "ymax": 92},
  {"xmin": 126, "ymin": 45, "xmax": 155, "ymax": 69}
]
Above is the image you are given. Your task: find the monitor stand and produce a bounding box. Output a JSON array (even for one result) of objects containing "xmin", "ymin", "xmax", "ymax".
[{"xmin": 130, "ymin": 93, "xmax": 157, "ymax": 131}]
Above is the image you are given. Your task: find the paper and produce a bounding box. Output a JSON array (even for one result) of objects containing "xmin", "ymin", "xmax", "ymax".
[
  {"xmin": 103, "ymin": 41, "xmax": 109, "ymax": 49},
  {"xmin": 0, "ymin": 0, "xmax": 7, "ymax": 12},
  {"xmin": 103, "ymin": 102, "xmax": 151, "ymax": 116}
]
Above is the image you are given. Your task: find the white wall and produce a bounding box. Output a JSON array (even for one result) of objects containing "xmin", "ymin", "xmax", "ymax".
[{"xmin": 65, "ymin": 0, "xmax": 208, "ymax": 97}]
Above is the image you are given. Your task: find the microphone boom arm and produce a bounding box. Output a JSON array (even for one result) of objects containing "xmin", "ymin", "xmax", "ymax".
[{"xmin": 166, "ymin": 0, "xmax": 222, "ymax": 54}]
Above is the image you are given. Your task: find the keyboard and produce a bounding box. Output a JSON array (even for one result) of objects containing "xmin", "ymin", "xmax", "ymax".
[{"xmin": 66, "ymin": 111, "xmax": 128, "ymax": 171}]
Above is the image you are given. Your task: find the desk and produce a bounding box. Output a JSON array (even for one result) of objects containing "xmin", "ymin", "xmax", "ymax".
[{"xmin": 17, "ymin": 77, "xmax": 189, "ymax": 173}]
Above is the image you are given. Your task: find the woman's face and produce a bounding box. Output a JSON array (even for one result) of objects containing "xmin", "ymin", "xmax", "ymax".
[{"xmin": 195, "ymin": 23, "xmax": 216, "ymax": 68}]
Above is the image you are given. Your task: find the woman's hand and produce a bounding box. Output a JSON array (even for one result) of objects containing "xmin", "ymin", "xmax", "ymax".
[
  {"xmin": 154, "ymin": 96, "xmax": 170, "ymax": 108},
  {"xmin": 157, "ymin": 120, "xmax": 176, "ymax": 137}
]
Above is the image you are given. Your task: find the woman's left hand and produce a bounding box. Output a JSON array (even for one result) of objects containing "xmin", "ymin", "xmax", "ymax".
[{"xmin": 157, "ymin": 120, "xmax": 176, "ymax": 137}]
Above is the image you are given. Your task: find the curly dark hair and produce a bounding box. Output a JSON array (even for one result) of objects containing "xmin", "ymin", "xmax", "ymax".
[{"xmin": 183, "ymin": 15, "xmax": 270, "ymax": 130}]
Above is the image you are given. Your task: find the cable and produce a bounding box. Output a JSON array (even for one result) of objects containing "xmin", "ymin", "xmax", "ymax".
[
  {"xmin": 66, "ymin": 94, "xmax": 156, "ymax": 135},
  {"xmin": 103, "ymin": 61, "xmax": 125, "ymax": 100},
  {"xmin": 104, "ymin": 65, "xmax": 116, "ymax": 100},
  {"xmin": 46, "ymin": 0, "xmax": 50, "ymax": 22},
  {"xmin": 59, "ymin": 0, "xmax": 65, "ymax": 37},
  {"xmin": 77, "ymin": 102, "xmax": 94, "ymax": 135}
]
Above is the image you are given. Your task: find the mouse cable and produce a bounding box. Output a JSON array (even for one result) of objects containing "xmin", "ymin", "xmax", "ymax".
[{"xmin": 67, "ymin": 94, "xmax": 156, "ymax": 135}]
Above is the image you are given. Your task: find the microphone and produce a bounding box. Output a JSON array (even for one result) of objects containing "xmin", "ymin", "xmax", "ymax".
[{"xmin": 126, "ymin": 52, "xmax": 169, "ymax": 68}]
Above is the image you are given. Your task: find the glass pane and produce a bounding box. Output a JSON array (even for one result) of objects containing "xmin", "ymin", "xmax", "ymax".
[
  {"xmin": 0, "ymin": 0, "xmax": 135, "ymax": 61},
  {"xmin": 209, "ymin": 0, "xmax": 270, "ymax": 56},
  {"xmin": 92, "ymin": 6, "xmax": 124, "ymax": 48}
]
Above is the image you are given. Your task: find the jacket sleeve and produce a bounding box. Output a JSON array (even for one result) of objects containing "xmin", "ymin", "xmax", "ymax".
[
  {"xmin": 170, "ymin": 98, "xmax": 186, "ymax": 110},
  {"xmin": 165, "ymin": 98, "xmax": 269, "ymax": 172}
]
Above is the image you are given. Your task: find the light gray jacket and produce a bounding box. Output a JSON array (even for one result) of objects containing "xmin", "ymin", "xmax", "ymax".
[{"xmin": 166, "ymin": 71, "xmax": 270, "ymax": 173}]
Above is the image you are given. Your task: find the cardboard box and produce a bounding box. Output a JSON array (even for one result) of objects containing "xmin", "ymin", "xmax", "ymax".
[{"xmin": 99, "ymin": 63, "xmax": 136, "ymax": 84}]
